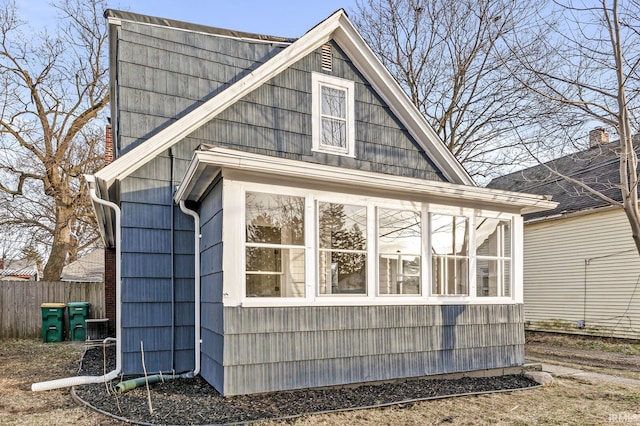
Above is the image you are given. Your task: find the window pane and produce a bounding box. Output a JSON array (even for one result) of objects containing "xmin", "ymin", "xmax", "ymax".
[
  {"xmin": 318, "ymin": 251, "xmax": 366, "ymax": 294},
  {"xmin": 378, "ymin": 255, "xmax": 420, "ymax": 295},
  {"xmin": 321, "ymin": 118, "xmax": 346, "ymax": 148},
  {"xmin": 476, "ymin": 218, "xmax": 511, "ymax": 257},
  {"xmin": 476, "ymin": 259, "xmax": 511, "ymax": 297},
  {"xmin": 321, "ymin": 86, "xmax": 345, "ymax": 118},
  {"xmin": 318, "ymin": 203, "xmax": 367, "ymax": 250},
  {"xmin": 246, "ymin": 192, "xmax": 304, "ymax": 245},
  {"xmin": 246, "ymin": 275, "xmax": 281, "ymax": 297},
  {"xmin": 246, "ymin": 248, "xmax": 305, "ymax": 298},
  {"xmin": 378, "ymin": 208, "xmax": 421, "ymax": 295},
  {"xmin": 431, "ymin": 214, "xmax": 468, "ymax": 255},
  {"xmin": 431, "ymin": 255, "xmax": 468, "ymax": 295},
  {"xmin": 503, "ymin": 259, "xmax": 511, "ymax": 297},
  {"xmin": 246, "ymin": 247, "xmax": 281, "ymax": 272}
]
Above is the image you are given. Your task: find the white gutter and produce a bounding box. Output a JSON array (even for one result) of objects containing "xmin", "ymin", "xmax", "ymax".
[
  {"xmin": 178, "ymin": 201, "xmax": 201, "ymax": 376},
  {"xmin": 175, "ymin": 147, "xmax": 558, "ymax": 214},
  {"xmin": 32, "ymin": 175, "xmax": 122, "ymax": 391}
]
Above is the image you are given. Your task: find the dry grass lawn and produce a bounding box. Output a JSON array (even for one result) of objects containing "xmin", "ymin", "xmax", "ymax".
[{"xmin": 0, "ymin": 337, "xmax": 638, "ymax": 425}]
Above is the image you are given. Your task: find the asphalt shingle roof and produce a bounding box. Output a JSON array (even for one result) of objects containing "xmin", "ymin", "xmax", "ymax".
[{"xmin": 488, "ymin": 140, "xmax": 637, "ymax": 220}]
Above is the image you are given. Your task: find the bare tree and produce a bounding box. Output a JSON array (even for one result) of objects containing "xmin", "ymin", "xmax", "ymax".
[
  {"xmin": 0, "ymin": 0, "xmax": 108, "ymax": 280},
  {"xmin": 502, "ymin": 0, "xmax": 640, "ymax": 254},
  {"xmin": 352, "ymin": 0, "xmax": 543, "ymax": 179}
]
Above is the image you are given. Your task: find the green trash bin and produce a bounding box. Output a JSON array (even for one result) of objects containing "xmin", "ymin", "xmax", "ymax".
[
  {"xmin": 41, "ymin": 303, "xmax": 66, "ymax": 342},
  {"xmin": 67, "ymin": 302, "xmax": 90, "ymax": 341}
]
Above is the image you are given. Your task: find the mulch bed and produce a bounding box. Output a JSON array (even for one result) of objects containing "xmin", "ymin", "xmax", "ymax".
[{"xmin": 73, "ymin": 345, "xmax": 539, "ymax": 425}]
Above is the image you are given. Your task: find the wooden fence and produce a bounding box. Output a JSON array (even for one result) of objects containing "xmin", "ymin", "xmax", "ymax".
[{"xmin": 0, "ymin": 280, "xmax": 105, "ymax": 339}]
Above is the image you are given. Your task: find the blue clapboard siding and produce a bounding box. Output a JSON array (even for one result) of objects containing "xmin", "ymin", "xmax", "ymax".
[
  {"xmin": 220, "ymin": 304, "xmax": 524, "ymax": 395},
  {"xmin": 199, "ymin": 179, "xmax": 224, "ymax": 390},
  {"xmin": 119, "ymin": 152, "xmax": 199, "ymax": 374}
]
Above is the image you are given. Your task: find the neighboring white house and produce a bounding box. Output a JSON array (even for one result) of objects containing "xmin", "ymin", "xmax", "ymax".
[{"xmin": 489, "ymin": 128, "xmax": 640, "ymax": 340}]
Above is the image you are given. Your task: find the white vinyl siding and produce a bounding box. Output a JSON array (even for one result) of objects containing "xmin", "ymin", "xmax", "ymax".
[{"xmin": 523, "ymin": 208, "xmax": 640, "ymax": 339}]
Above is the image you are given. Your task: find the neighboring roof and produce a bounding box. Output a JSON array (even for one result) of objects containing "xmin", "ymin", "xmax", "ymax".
[
  {"xmin": 175, "ymin": 145, "xmax": 557, "ymax": 215},
  {"xmin": 488, "ymin": 140, "xmax": 633, "ymax": 220},
  {"xmin": 0, "ymin": 259, "xmax": 39, "ymax": 280},
  {"xmin": 94, "ymin": 8, "xmax": 473, "ymax": 194},
  {"xmin": 61, "ymin": 248, "xmax": 105, "ymax": 282}
]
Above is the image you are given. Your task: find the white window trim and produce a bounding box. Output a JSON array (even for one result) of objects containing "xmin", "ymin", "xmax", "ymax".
[
  {"xmin": 376, "ymin": 206, "xmax": 424, "ymax": 297},
  {"xmin": 315, "ymin": 198, "xmax": 371, "ymax": 298},
  {"xmin": 474, "ymin": 216, "xmax": 513, "ymax": 298},
  {"xmin": 223, "ymin": 179, "xmax": 521, "ymax": 307},
  {"xmin": 311, "ymin": 72, "xmax": 356, "ymax": 157}
]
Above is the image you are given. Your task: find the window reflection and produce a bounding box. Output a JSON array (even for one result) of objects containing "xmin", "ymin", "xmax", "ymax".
[
  {"xmin": 475, "ymin": 218, "xmax": 511, "ymax": 297},
  {"xmin": 245, "ymin": 192, "xmax": 305, "ymax": 298},
  {"xmin": 431, "ymin": 214, "xmax": 469, "ymax": 295},
  {"xmin": 378, "ymin": 208, "xmax": 421, "ymax": 295},
  {"xmin": 318, "ymin": 202, "xmax": 367, "ymax": 295}
]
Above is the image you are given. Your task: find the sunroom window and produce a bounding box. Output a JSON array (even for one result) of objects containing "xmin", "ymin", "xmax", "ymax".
[
  {"xmin": 312, "ymin": 73, "xmax": 355, "ymax": 156},
  {"xmin": 431, "ymin": 214, "xmax": 469, "ymax": 296},
  {"xmin": 318, "ymin": 202, "xmax": 367, "ymax": 295},
  {"xmin": 378, "ymin": 208, "xmax": 421, "ymax": 295},
  {"xmin": 245, "ymin": 192, "xmax": 305, "ymax": 297},
  {"xmin": 475, "ymin": 217, "xmax": 511, "ymax": 297}
]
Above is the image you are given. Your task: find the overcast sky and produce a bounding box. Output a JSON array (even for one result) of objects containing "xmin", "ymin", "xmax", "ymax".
[{"xmin": 18, "ymin": 0, "xmax": 359, "ymax": 38}]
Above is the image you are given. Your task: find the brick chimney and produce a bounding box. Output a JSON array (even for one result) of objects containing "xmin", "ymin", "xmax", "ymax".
[
  {"xmin": 105, "ymin": 124, "xmax": 113, "ymax": 164},
  {"xmin": 589, "ymin": 127, "xmax": 609, "ymax": 148},
  {"xmin": 103, "ymin": 122, "xmax": 116, "ymax": 336}
]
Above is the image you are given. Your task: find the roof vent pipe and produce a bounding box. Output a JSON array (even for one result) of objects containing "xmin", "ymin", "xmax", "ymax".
[{"xmin": 589, "ymin": 127, "xmax": 609, "ymax": 148}]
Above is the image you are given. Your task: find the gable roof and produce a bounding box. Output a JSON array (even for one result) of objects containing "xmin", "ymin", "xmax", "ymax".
[
  {"xmin": 94, "ymin": 8, "xmax": 473, "ymax": 193},
  {"xmin": 60, "ymin": 248, "xmax": 104, "ymax": 282},
  {"xmin": 488, "ymin": 140, "xmax": 633, "ymax": 220}
]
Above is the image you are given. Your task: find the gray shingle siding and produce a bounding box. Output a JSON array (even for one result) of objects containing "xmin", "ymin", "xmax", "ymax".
[
  {"xmin": 186, "ymin": 42, "xmax": 444, "ymax": 180},
  {"xmin": 115, "ymin": 21, "xmax": 286, "ymax": 155},
  {"xmin": 199, "ymin": 179, "xmax": 224, "ymax": 390},
  {"xmin": 221, "ymin": 304, "xmax": 524, "ymax": 395}
]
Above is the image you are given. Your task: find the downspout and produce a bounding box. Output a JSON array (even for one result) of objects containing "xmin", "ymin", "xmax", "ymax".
[
  {"xmin": 169, "ymin": 148, "xmax": 175, "ymax": 371},
  {"xmin": 32, "ymin": 175, "xmax": 122, "ymax": 391},
  {"xmin": 178, "ymin": 200, "xmax": 201, "ymax": 376}
]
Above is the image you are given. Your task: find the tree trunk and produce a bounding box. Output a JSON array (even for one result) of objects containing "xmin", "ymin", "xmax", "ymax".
[
  {"xmin": 42, "ymin": 204, "xmax": 74, "ymax": 280},
  {"xmin": 623, "ymin": 203, "xmax": 640, "ymax": 257}
]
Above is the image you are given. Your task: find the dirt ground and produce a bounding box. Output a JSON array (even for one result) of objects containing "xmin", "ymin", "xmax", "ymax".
[{"xmin": 1, "ymin": 332, "xmax": 639, "ymax": 425}]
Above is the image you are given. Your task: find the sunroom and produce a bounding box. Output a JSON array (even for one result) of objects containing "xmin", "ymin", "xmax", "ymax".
[
  {"xmin": 171, "ymin": 145, "xmax": 557, "ymax": 395},
  {"xmin": 176, "ymin": 145, "xmax": 549, "ymax": 308}
]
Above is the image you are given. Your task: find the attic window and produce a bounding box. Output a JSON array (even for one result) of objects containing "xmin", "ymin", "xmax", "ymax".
[
  {"xmin": 311, "ymin": 73, "xmax": 355, "ymax": 157},
  {"xmin": 321, "ymin": 44, "xmax": 332, "ymax": 71}
]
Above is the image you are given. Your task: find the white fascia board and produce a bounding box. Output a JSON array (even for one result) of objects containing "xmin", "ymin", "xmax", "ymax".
[
  {"xmin": 175, "ymin": 147, "xmax": 557, "ymax": 214},
  {"xmin": 332, "ymin": 16, "xmax": 474, "ymax": 186},
  {"xmin": 95, "ymin": 10, "xmax": 344, "ymax": 187}
]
